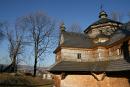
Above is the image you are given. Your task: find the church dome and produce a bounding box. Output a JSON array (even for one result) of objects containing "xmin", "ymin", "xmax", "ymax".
[
  {"xmin": 84, "ymin": 18, "xmax": 123, "ymax": 34},
  {"xmin": 84, "ymin": 10, "xmax": 123, "ymax": 37}
]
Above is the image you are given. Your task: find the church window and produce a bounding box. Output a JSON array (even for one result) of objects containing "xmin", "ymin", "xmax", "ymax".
[
  {"xmin": 77, "ymin": 53, "xmax": 81, "ymax": 59},
  {"xmin": 117, "ymin": 49, "xmax": 121, "ymax": 55}
]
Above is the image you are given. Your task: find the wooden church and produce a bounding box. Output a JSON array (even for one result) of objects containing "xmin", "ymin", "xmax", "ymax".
[{"xmin": 49, "ymin": 10, "xmax": 130, "ymax": 87}]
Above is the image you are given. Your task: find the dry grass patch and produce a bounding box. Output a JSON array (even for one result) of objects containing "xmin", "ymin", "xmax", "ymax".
[{"xmin": 0, "ymin": 73, "xmax": 53, "ymax": 87}]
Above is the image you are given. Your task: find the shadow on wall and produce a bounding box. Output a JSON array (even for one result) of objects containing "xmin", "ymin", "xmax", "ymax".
[
  {"xmin": 121, "ymin": 40, "xmax": 130, "ymax": 62},
  {"xmin": 121, "ymin": 40, "xmax": 130, "ymax": 84}
]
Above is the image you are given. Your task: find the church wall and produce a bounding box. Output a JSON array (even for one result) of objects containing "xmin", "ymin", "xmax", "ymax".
[
  {"xmin": 53, "ymin": 74, "xmax": 130, "ymax": 87},
  {"xmin": 108, "ymin": 44, "xmax": 123, "ymax": 60},
  {"xmin": 61, "ymin": 48, "xmax": 96, "ymax": 61},
  {"xmin": 57, "ymin": 42, "xmax": 125, "ymax": 62},
  {"xmin": 59, "ymin": 47, "xmax": 119, "ymax": 62},
  {"xmin": 95, "ymin": 47, "xmax": 109, "ymax": 61}
]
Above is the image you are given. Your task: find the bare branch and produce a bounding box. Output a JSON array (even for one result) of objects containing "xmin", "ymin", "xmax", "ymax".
[
  {"xmin": 110, "ymin": 12, "xmax": 123, "ymax": 22},
  {"xmin": 17, "ymin": 11, "xmax": 55, "ymax": 76},
  {"xmin": 68, "ymin": 23, "xmax": 82, "ymax": 32},
  {"xmin": 5, "ymin": 20, "xmax": 25, "ymax": 72}
]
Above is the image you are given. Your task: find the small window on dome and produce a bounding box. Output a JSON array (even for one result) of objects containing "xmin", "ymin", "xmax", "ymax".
[{"xmin": 99, "ymin": 38, "xmax": 108, "ymax": 43}]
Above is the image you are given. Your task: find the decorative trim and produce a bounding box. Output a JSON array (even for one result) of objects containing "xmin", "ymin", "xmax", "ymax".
[
  {"xmin": 61, "ymin": 72, "xmax": 67, "ymax": 80},
  {"xmin": 91, "ymin": 72, "xmax": 106, "ymax": 81}
]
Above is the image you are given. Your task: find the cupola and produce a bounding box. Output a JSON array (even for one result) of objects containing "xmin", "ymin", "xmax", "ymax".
[
  {"xmin": 60, "ymin": 22, "xmax": 66, "ymax": 32},
  {"xmin": 99, "ymin": 10, "xmax": 108, "ymax": 18}
]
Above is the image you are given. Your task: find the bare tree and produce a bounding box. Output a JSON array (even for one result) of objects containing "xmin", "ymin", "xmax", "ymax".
[
  {"xmin": 4, "ymin": 22, "xmax": 25, "ymax": 72},
  {"xmin": 18, "ymin": 11, "xmax": 55, "ymax": 76},
  {"xmin": 0, "ymin": 22, "xmax": 6, "ymax": 42},
  {"xmin": 68, "ymin": 23, "xmax": 82, "ymax": 32},
  {"xmin": 0, "ymin": 30, "xmax": 3, "ymax": 41},
  {"xmin": 128, "ymin": 12, "xmax": 130, "ymax": 20},
  {"xmin": 110, "ymin": 12, "xmax": 123, "ymax": 22}
]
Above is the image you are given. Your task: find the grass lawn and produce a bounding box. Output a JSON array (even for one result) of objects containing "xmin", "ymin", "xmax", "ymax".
[{"xmin": 0, "ymin": 73, "xmax": 54, "ymax": 87}]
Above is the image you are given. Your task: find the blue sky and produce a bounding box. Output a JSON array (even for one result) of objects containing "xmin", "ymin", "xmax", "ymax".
[
  {"xmin": 0, "ymin": 0, "xmax": 130, "ymax": 66},
  {"xmin": 0, "ymin": 0, "xmax": 130, "ymax": 27}
]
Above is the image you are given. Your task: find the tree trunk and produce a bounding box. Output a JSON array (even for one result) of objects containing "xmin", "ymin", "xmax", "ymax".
[
  {"xmin": 33, "ymin": 43, "xmax": 38, "ymax": 77},
  {"xmin": 12, "ymin": 60, "xmax": 17, "ymax": 72},
  {"xmin": 33, "ymin": 56, "xmax": 37, "ymax": 76}
]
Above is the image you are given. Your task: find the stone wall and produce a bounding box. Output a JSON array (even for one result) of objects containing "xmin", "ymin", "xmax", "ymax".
[{"xmin": 53, "ymin": 74, "xmax": 130, "ymax": 87}]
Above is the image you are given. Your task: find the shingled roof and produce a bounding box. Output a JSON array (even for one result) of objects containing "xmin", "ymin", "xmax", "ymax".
[
  {"xmin": 107, "ymin": 29, "xmax": 130, "ymax": 45},
  {"xmin": 49, "ymin": 58, "xmax": 130, "ymax": 72},
  {"xmin": 59, "ymin": 29, "xmax": 130, "ymax": 49},
  {"xmin": 60, "ymin": 31, "xmax": 94, "ymax": 48}
]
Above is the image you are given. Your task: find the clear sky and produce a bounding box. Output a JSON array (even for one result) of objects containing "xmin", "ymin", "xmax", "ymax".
[
  {"xmin": 0, "ymin": 0, "xmax": 130, "ymax": 66},
  {"xmin": 0, "ymin": 0, "xmax": 130, "ymax": 26}
]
